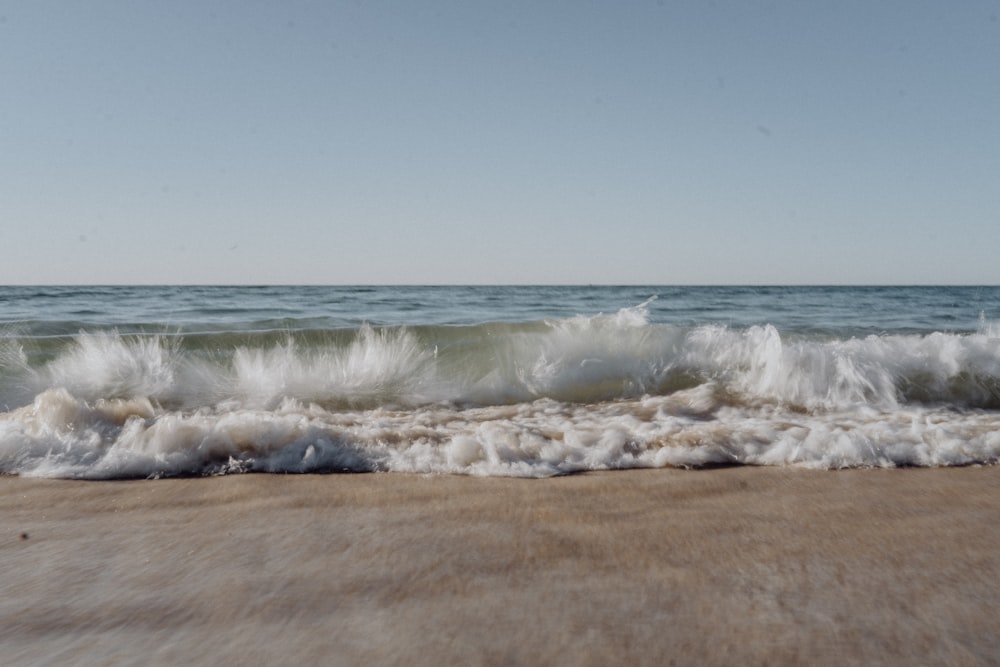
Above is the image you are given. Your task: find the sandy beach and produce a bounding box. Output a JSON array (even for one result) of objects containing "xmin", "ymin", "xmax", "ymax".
[{"xmin": 2, "ymin": 466, "xmax": 999, "ymax": 666}]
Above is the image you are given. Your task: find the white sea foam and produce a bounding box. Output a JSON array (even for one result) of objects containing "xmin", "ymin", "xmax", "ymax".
[
  {"xmin": 979, "ymin": 312, "xmax": 1000, "ymax": 339},
  {"xmin": 229, "ymin": 324, "xmax": 437, "ymax": 409},
  {"xmin": 2, "ymin": 385, "xmax": 999, "ymax": 478},
  {"xmin": 2, "ymin": 301, "xmax": 1000, "ymax": 478}
]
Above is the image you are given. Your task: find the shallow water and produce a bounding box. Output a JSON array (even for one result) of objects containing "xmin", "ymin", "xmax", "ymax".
[{"xmin": 2, "ymin": 286, "xmax": 999, "ymax": 477}]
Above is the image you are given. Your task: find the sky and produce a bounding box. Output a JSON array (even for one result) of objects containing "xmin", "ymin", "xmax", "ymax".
[{"xmin": 2, "ymin": 1, "xmax": 998, "ymax": 285}]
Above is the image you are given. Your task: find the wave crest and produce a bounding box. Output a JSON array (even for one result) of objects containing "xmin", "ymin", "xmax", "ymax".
[
  {"xmin": 3, "ymin": 301, "xmax": 1000, "ymax": 478},
  {"xmin": 4, "ymin": 304, "xmax": 1000, "ymax": 411}
]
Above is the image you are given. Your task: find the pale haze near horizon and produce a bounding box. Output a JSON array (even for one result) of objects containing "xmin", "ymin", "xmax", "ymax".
[{"xmin": 2, "ymin": 1, "xmax": 998, "ymax": 285}]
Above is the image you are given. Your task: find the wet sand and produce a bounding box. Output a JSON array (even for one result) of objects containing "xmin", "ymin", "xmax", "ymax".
[{"xmin": 2, "ymin": 467, "xmax": 1000, "ymax": 666}]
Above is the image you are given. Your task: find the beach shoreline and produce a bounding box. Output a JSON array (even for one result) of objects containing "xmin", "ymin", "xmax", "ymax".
[{"xmin": 3, "ymin": 466, "xmax": 999, "ymax": 665}]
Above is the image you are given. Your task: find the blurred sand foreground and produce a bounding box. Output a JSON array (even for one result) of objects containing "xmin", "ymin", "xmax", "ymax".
[{"xmin": 2, "ymin": 467, "xmax": 999, "ymax": 666}]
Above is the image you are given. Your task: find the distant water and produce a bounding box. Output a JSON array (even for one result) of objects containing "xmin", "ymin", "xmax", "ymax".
[{"xmin": 2, "ymin": 285, "xmax": 999, "ymax": 478}]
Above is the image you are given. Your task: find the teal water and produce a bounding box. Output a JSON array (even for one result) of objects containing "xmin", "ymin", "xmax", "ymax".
[
  {"xmin": 2, "ymin": 285, "xmax": 997, "ymax": 334},
  {"xmin": 2, "ymin": 286, "xmax": 999, "ymax": 478}
]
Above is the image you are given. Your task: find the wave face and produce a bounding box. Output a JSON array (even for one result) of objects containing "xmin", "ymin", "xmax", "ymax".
[{"xmin": 2, "ymin": 287, "xmax": 1000, "ymax": 478}]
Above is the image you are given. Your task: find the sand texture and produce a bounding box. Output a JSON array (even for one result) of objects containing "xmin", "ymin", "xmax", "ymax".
[{"xmin": 3, "ymin": 467, "xmax": 1000, "ymax": 666}]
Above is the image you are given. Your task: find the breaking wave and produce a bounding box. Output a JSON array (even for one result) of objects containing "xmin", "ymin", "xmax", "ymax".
[{"xmin": 2, "ymin": 300, "xmax": 1000, "ymax": 478}]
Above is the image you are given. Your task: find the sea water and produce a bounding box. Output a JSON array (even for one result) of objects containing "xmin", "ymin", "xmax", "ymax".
[{"xmin": 1, "ymin": 285, "xmax": 998, "ymax": 478}]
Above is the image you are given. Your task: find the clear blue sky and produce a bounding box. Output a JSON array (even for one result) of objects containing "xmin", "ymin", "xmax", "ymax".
[{"xmin": 2, "ymin": 1, "xmax": 998, "ymax": 284}]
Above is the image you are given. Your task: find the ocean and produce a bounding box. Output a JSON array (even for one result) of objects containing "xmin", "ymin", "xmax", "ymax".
[{"xmin": 1, "ymin": 285, "xmax": 999, "ymax": 479}]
